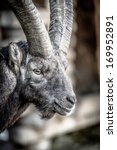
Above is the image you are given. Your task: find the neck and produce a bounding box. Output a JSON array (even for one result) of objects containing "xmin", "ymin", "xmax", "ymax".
[
  {"xmin": 0, "ymin": 90, "xmax": 29, "ymax": 132},
  {"xmin": 0, "ymin": 60, "xmax": 29, "ymax": 132}
]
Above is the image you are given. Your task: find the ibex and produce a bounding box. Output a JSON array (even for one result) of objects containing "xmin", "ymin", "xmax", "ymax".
[{"xmin": 0, "ymin": 0, "xmax": 76, "ymax": 132}]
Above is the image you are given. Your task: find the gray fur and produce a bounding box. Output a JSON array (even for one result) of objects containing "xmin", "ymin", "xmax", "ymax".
[
  {"xmin": 0, "ymin": 41, "xmax": 76, "ymax": 132},
  {"xmin": 0, "ymin": 0, "xmax": 76, "ymax": 132}
]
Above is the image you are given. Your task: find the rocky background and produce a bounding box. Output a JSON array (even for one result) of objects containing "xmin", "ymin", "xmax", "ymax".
[{"xmin": 0, "ymin": 0, "xmax": 100, "ymax": 150}]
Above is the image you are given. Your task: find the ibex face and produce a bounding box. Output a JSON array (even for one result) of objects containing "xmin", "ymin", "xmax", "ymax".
[
  {"xmin": 0, "ymin": 0, "xmax": 77, "ymax": 131},
  {"xmin": 9, "ymin": 42, "xmax": 76, "ymax": 119}
]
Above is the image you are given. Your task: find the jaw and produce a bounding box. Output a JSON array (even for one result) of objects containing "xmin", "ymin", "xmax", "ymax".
[
  {"xmin": 39, "ymin": 110, "xmax": 55, "ymax": 119},
  {"xmin": 31, "ymin": 86, "xmax": 76, "ymax": 119},
  {"xmin": 37, "ymin": 106, "xmax": 75, "ymax": 120},
  {"xmin": 35, "ymin": 104, "xmax": 55, "ymax": 119},
  {"xmin": 36, "ymin": 101, "xmax": 75, "ymax": 119}
]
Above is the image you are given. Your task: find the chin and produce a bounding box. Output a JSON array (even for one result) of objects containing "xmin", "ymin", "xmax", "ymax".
[{"xmin": 39, "ymin": 111, "xmax": 55, "ymax": 119}]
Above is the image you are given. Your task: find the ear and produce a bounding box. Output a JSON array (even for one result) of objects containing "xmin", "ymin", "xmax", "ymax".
[{"xmin": 9, "ymin": 42, "xmax": 23, "ymax": 74}]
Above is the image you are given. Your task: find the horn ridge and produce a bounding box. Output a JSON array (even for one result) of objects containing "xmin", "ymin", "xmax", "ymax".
[
  {"xmin": 49, "ymin": 0, "xmax": 73, "ymax": 55},
  {"xmin": 7, "ymin": 0, "xmax": 53, "ymax": 57}
]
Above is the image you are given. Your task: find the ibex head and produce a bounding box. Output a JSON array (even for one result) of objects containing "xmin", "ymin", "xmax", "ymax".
[{"xmin": 1, "ymin": 0, "xmax": 76, "ymax": 127}]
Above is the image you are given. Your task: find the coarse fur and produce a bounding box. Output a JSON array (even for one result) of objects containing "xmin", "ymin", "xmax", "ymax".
[
  {"xmin": 0, "ymin": 41, "xmax": 76, "ymax": 132},
  {"xmin": 0, "ymin": 0, "xmax": 76, "ymax": 132}
]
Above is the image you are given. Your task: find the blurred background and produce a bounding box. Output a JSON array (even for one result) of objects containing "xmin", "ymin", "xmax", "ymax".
[{"xmin": 0, "ymin": 0, "xmax": 100, "ymax": 150}]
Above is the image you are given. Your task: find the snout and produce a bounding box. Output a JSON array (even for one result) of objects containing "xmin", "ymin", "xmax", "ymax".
[
  {"xmin": 54, "ymin": 96, "xmax": 76, "ymax": 116},
  {"xmin": 36, "ymin": 96, "xmax": 76, "ymax": 119}
]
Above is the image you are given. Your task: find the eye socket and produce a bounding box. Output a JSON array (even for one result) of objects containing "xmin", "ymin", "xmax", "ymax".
[{"xmin": 33, "ymin": 69, "xmax": 41, "ymax": 75}]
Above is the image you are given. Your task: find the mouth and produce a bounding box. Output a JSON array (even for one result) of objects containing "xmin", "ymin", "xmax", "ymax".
[
  {"xmin": 35, "ymin": 96, "xmax": 76, "ymax": 119},
  {"xmin": 54, "ymin": 101, "xmax": 75, "ymax": 116}
]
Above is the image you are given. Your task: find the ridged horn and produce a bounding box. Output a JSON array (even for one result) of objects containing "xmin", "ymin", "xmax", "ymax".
[
  {"xmin": 7, "ymin": 0, "xmax": 53, "ymax": 58},
  {"xmin": 49, "ymin": 0, "xmax": 73, "ymax": 55}
]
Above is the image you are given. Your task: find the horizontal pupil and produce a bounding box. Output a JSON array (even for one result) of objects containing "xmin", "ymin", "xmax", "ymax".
[{"xmin": 33, "ymin": 69, "xmax": 41, "ymax": 74}]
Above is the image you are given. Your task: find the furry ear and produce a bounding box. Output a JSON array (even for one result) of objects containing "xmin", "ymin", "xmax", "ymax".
[{"xmin": 9, "ymin": 42, "xmax": 23, "ymax": 74}]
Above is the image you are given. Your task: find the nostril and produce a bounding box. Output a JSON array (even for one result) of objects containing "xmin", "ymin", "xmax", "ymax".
[{"xmin": 66, "ymin": 96, "xmax": 76, "ymax": 105}]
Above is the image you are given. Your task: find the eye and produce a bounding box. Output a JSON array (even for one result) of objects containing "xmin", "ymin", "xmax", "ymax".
[{"xmin": 33, "ymin": 69, "xmax": 41, "ymax": 75}]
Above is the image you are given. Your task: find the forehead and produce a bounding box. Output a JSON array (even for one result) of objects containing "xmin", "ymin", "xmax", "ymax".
[{"xmin": 26, "ymin": 55, "xmax": 58, "ymax": 69}]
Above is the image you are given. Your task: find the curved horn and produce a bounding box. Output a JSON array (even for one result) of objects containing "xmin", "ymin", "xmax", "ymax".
[
  {"xmin": 49, "ymin": 0, "xmax": 73, "ymax": 55},
  {"xmin": 7, "ymin": 0, "xmax": 53, "ymax": 57}
]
